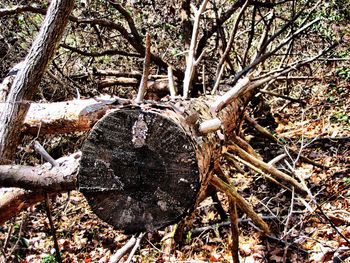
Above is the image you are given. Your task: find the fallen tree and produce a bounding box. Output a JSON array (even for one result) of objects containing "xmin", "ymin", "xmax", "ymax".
[
  {"xmin": 0, "ymin": 0, "xmax": 340, "ymax": 261},
  {"xmin": 0, "ymin": 86, "xmax": 308, "ymax": 230}
]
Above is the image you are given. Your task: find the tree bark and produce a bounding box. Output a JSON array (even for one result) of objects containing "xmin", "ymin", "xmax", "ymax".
[
  {"xmin": 0, "ymin": 152, "xmax": 80, "ymax": 224},
  {"xmin": 0, "ymin": 0, "xmax": 75, "ymax": 163},
  {"xmin": 0, "ymin": 0, "xmax": 74, "ymax": 225},
  {"xmin": 0, "ymin": 153, "xmax": 79, "ymax": 192},
  {"xmin": 0, "ymin": 98, "xmax": 125, "ymax": 135}
]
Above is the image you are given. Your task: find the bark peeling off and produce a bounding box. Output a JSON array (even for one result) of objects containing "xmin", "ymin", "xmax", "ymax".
[{"xmin": 78, "ymin": 106, "xmax": 200, "ymax": 233}]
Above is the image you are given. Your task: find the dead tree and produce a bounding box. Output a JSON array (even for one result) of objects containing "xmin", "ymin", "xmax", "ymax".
[{"xmin": 0, "ymin": 0, "xmax": 339, "ymax": 261}]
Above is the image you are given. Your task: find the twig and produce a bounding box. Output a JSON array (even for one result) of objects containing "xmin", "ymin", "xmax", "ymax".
[
  {"xmin": 212, "ymin": 0, "xmax": 250, "ymax": 94},
  {"xmin": 3, "ymin": 219, "xmax": 14, "ymax": 251},
  {"xmin": 44, "ymin": 195, "xmax": 62, "ymax": 263},
  {"xmin": 261, "ymin": 230, "xmax": 310, "ymax": 255},
  {"xmin": 259, "ymin": 89, "xmax": 304, "ymax": 104},
  {"xmin": 34, "ymin": 141, "xmax": 61, "ymax": 263},
  {"xmin": 190, "ymin": 215, "xmax": 278, "ymax": 236},
  {"xmin": 202, "ymin": 64, "xmax": 206, "ymax": 95},
  {"xmin": 183, "ymin": 0, "xmax": 209, "ymax": 98},
  {"xmin": 7, "ymin": 213, "xmax": 27, "ymax": 260},
  {"xmin": 125, "ymin": 232, "xmax": 145, "ymax": 263},
  {"xmin": 135, "ymin": 33, "xmax": 151, "ymax": 103},
  {"xmin": 282, "ymin": 187, "xmax": 294, "ymax": 263},
  {"xmin": 34, "ymin": 141, "xmax": 58, "ymax": 167},
  {"xmin": 229, "ymin": 199, "xmax": 239, "ymax": 263},
  {"xmin": 60, "ymin": 43, "xmax": 141, "ymax": 58},
  {"xmin": 109, "ymin": 235, "xmax": 136, "ymax": 263},
  {"xmin": 242, "ymin": 4, "xmax": 257, "ymax": 67}
]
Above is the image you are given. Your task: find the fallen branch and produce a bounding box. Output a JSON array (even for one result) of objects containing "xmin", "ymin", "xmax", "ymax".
[
  {"xmin": 0, "ymin": 97, "xmax": 129, "ymax": 135},
  {"xmin": 210, "ymin": 76, "xmax": 251, "ymax": 113},
  {"xmin": 0, "ymin": 152, "xmax": 80, "ymax": 225},
  {"xmin": 125, "ymin": 233, "xmax": 145, "ymax": 263},
  {"xmin": 244, "ymin": 114, "xmax": 326, "ymax": 168},
  {"xmin": 210, "ymin": 173, "xmax": 270, "ymax": 233},
  {"xmin": 229, "ymin": 198, "xmax": 239, "ymax": 263},
  {"xmin": 226, "ymin": 143, "xmax": 307, "ymax": 195},
  {"xmin": 0, "ymin": 152, "xmax": 79, "ymax": 192},
  {"xmin": 109, "ymin": 235, "xmax": 137, "ymax": 263},
  {"xmin": 225, "ymin": 152, "xmax": 292, "ymax": 192},
  {"xmin": 183, "ymin": 0, "xmax": 209, "ymax": 98}
]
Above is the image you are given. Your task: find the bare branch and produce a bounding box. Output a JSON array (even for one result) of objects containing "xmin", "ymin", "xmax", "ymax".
[
  {"xmin": 34, "ymin": 141, "xmax": 58, "ymax": 167},
  {"xmin": 211, "ymin": 76, "xmax": 251, "ymax": 113},
  {"xmin": 0, "ymin": 152, "xmax": 79, "ymax": 192},
  {"xmin": 212, "ymin": 0, "xmax": 250, "ymax": 94},
  {"xmin": 228, "ymin": 17, "xmax": 321, "ymax": 86},
  {"xmin": 0, "ymin": 5, "xmax": 47, "ymax": 17},
  {"xmin": 107, "ymin": 0, "xmax": 142, "ymax": 44},
  {"xmin": 60, "ymin": 43, "xmax": 142, "ymax": 58},
  {"xmin": 135, "ymin": 33, "xmax": 151, "ymax": 103},
  {"xmin": 167, "ymin": 67, "xmax": 176, "ymax": 99},
  {"xmin": 183, "ymin": 0, "xmax": 209, "ymax": 98}
]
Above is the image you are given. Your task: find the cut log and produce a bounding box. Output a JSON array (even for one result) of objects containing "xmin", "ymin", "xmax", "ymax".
[
  {"xmin": 78, "ymin": 94, "xmax": 246, "ymax": 233},
  {"xmin": 0, "ymin": 98, "xmax": 129, "ymax": 135}
]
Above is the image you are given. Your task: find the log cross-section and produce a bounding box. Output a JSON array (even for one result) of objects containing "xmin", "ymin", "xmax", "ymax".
[
  {"xmin": 78, "ymin": 94, "xmax": 244, "ymax": 233},
  {"xmin": 79, "ymin": 106, "xmax": 201, "ymax": 233}
]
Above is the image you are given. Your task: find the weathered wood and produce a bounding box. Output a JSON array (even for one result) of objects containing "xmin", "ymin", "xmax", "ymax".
[
  {"xmin": 0, "ymin": 98, "xmax": 129, "ymax": 135},
  {"xmin": 78, "ymin": 92, "xmax": 246, "ymax": 233},
  {"xmin": 0, "ymin": 152, "xmax": 80, "ymax": 224},
  {"xmin": 79, "ymin": 106, "xmax": 200, "ymax": 233},
  {"xmin": 0, "ymin": 0, "xmax": 75, "ymax": 163}
]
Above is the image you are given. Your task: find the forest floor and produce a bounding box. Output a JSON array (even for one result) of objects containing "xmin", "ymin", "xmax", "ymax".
[{"xmin": 0, "ymin": 65, "xmax": 349, "ymax": 263}]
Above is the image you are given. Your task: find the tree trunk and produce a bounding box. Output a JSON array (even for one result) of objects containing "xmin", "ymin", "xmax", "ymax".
[
  {"xmin": 78, "ymin": 93, "xmax": 246, "ymax": 233},
  {"xmin": 0, "ymin": 0, "xmax": 74, "ymax": 226},
  {"xmin": 0, "ymin": 0, "xmax": 74, "ymax": 163}
]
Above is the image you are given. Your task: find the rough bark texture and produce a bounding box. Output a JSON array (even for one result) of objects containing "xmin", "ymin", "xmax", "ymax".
[
  {"xmin": 0, "ymin": 0, "xmax": 74, "ymax": 163},
  {"xmin": 0, "ymin": 0, "xmax": 74, "ymax": 226},
  {"xmin": 79, "ymin": 93, "xmax": 248, "ymax": 233}
]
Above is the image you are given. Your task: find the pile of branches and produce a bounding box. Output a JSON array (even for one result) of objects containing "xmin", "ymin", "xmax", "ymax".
[{"xmin": 0, "ymin": 0, "xmax": 345, "ymax": 262}]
